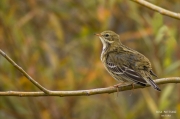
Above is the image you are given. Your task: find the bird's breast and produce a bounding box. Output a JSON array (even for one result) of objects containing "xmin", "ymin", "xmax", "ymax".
[{"xmin": 100, "ymin": 49, "xmax": 106, "ymax": 62}]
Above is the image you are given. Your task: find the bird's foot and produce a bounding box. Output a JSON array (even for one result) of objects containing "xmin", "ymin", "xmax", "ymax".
[
  {"xmin": 113, "ymin": 85, "xmax": 119, "ymax": 97},
  {"xmin": 113, "ymin": 82, "xmax": 125, "ymax": 97}
]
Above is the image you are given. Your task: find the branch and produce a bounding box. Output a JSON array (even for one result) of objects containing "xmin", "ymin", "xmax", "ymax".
[
  {"xmin": 0, "ymin": 49, "xmax": 180, "ymax": 97},
  {"xmin": 0, "ymin": 77, "xmax": 179, "ymax": 97},
  {"xmin": 0, "ymin": 49, "xmax": 51, "ymax": 94},
  {"xmin": 131, "ymin": 0, "xmax": 180, "ymax": 20}
]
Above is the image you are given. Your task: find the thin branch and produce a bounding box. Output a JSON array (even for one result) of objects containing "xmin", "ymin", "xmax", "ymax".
[
  {"xmin": 0, "ymin": 77, "xmax": 179, "ymax": 97},
  {"xmin": 0, "ymin": 49, "xmax": 51, "ymax": 94},
  {"xmin": 0, "ymin": 1, "xmax": 179, "ymax": 97},
  {"xmin": 0, "ymin": 49, "xmax": 180, "ymax": 97},
  {"xmin": 131, "ymin": 0, "xmax": 180, "ymax": 20}
]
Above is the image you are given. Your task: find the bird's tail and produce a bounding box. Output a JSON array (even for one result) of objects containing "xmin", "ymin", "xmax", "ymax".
[{"xmin": 148, "ymin": 78, "xmax": 161, "ymax": 91}]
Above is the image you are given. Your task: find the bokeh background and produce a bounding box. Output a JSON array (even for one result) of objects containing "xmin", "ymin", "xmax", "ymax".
[{"xmin": 0, "ymin": 0, "xmax": 180, "ymax": 119}]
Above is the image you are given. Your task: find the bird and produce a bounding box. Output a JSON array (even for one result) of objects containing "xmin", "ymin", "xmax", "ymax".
[{"xmin": 95, "ymin": 30, "xmax": 161, "ymax": 91}]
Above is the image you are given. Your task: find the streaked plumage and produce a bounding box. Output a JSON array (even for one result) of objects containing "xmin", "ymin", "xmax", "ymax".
[{"xmin": 96, "ymin": 30, "xmax": 161, "ymax": 91}]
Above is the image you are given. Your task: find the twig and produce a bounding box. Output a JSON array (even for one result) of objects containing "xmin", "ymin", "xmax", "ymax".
[
  {"xmin": 0, "ymin": 1, "xmax": 179, "ymax": 97},
  {"xmin": 0, "ymin": 49, "xmax": 51, "ymax": 94},
  {"xmin": 131, "ymin": 0, "xmax": 180, "ymax": 20},
  {"xmin": 0, "ymin": 50, "xmax": 180, "ymax": 97},
  {"xmin": 0, "ymin": 77, "xmax": 179, "ymax": 97}
]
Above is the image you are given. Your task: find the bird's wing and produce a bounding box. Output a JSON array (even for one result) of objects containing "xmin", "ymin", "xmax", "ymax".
[
  {"xmin": 106, "ymin": 61, "xmax": 147, "ymax": 84},
  {"xmin": 106, "ymin": 53, "xmax": 147, "ymax": 84}
]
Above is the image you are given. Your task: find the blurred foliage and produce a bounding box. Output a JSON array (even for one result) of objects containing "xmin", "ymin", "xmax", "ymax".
[{"xmin": 0, "ymin": 0, "xmax": 180, "ymax": 119}]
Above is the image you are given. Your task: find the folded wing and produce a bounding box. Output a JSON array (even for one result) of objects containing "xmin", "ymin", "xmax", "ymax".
[{"xmin": 106, "ymin": 62, "xmax": 147, "ymax": 84}]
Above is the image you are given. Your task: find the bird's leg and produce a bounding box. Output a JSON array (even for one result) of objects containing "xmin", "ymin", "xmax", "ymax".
[
  {"xmin": 114, "ymin": 85, "xmax": 119, "ymax": 97},
  {"xmin": 113, "ymin": 82, "xmax": 125, "ymax": 97}
]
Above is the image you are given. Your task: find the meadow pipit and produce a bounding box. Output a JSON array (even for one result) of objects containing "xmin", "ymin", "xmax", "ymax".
[{"xmin": 96, "ymin": 30, "xmax": 161, "ymax": 91}]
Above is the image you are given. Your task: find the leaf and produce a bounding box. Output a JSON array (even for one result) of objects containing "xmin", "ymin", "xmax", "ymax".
[{"xmin": 154, "ymin": 25, "xmax": 168, "ymax": 44}]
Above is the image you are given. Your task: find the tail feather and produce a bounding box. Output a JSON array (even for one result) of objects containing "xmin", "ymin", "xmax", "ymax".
[
  {"xmin": 150, "ymin": 70, "xmax": 158, "ymax": 78},
  {"xmin": 136, "ymin": 82, "xmax": 146, "ymax": 87},
  {"xmin": 148, "ymin": 78, "xmax": 161, "ymax": 91}
]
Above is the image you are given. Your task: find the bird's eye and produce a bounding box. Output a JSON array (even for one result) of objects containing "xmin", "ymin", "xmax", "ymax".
[{"xmin": 105, "ymin": 34, "xmax": 109, "ymax": 37}]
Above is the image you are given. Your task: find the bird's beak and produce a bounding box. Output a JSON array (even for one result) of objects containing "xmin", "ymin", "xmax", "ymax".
[{"xmin": 95, "ymin": 33, "xmax": 101, "ymax": 37}]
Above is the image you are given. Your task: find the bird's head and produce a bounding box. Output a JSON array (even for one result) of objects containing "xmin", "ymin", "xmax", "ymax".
[{"xmin": 95, "ymin": 30, "xmax": 121, "ymax": 49}]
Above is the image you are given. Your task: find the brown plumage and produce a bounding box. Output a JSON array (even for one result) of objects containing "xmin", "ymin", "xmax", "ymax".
[{"xmin": 96, "ymin": 30, "xmax": 161, "ymax": 91}]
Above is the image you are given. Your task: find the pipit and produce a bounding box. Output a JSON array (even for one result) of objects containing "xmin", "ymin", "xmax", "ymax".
[{"xmin": 96, "ymin": 30, "xmax": 161, "ymax": 91}]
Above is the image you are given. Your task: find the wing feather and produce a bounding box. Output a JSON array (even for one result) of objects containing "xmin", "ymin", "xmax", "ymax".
[{"xmin": 106, "ymin": 62, "xmax": 147, "ymax": 84}]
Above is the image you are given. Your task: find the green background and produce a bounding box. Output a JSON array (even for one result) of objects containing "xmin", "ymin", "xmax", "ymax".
[{"xmin": 0, "ymin": 0, "xmax": 180, "ymax": 119}]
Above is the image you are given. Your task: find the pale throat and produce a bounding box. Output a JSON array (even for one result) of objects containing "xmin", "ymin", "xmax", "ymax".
[
  {"xmin": 99, "ymin": 37, "xmax": 108, "ymax": 50},
  {"xmin": 99, "ymin": 37, "xmax": 110, "ymax": 61}
]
